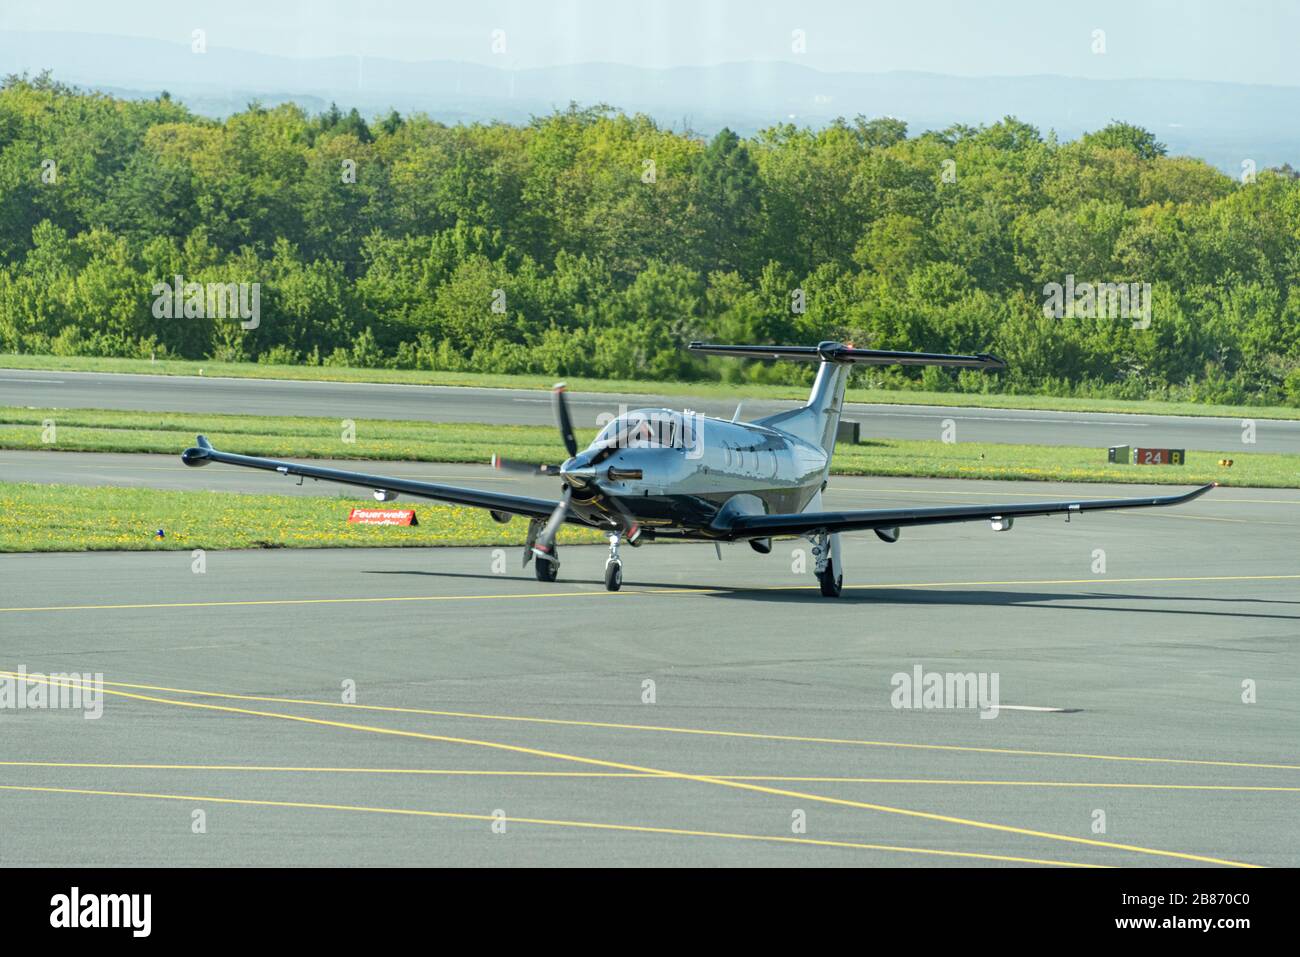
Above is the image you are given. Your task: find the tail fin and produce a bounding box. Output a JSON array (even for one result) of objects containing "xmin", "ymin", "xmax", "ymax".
[{"xmin": 688, "ymin": 341, "xmax": 1005, "ymax": 455}]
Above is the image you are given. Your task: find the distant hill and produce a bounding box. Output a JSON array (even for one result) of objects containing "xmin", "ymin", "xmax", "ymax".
[{"xmin": 4, "ymin": 29, "xmax": 1299, "ymax": 172}]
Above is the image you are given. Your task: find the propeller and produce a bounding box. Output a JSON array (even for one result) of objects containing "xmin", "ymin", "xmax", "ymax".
[
  {"xmin": 602, "ymin": 486, "xmax": 643, "ymax": 545},
  {"xmin": 485, "ymin": 383, "xmax": 587, "ymax": 564},
  {"xmin": 491, "ymin": 454, "xmax": 561, "ymax": 476},
  {"xmin": 490, "ymin": 383, "xmax": 580, "ymax": 477},
  {"xmin": 495, "ymin": 383, "xmax": 641, "ymax": 561},
  {"xmin": 553, "ymin": 382, "xmax": 578, "ymax": 458},
  {"xmin": 531, "ymin": 486, "xmax": 572, "ymax": 563}
]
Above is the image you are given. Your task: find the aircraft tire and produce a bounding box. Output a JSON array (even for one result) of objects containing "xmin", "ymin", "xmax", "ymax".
[
  {"xmin": 817, "ymin": 558, "xmax": 843, "ymax": 598},
  {"xmin": 535, "ymin": 551, "xmax": 559, "ymax": 582}
]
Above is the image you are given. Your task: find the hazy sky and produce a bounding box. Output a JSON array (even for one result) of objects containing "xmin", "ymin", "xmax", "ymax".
[{"xmin": 4, "ymin": 0, "xmax": 1298, "ymax": 86}]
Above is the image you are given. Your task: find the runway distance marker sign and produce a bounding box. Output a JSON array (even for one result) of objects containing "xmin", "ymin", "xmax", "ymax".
[
  {"xmin": 348, "ymin": 508, "xmax": 419, "ymax": 526},
  {"xmin": 1134, "ymin": 448, "xmax": 1185, "ymax": 466}
]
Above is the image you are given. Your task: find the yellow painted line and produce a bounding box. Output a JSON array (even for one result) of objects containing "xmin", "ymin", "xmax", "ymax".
[
  {"xmin": 0, "ymin": 589, "xmax": 622, "ymax": 613},
  {"xmin": 1, "ymin": 673, "xmax": 1259, "ymax": 867},
  {"xmin": 1152, "ymin": 513, "xmax": 1300, "ymax": 527},
  {"xmin": 777, "ymin": 573, "xmax": 1300, "ymax": 592},
  {"xmin": 23, "ymin": 673, "xmax": 1298, "ymax": 773},
  {"xmin": 0, "ymin": 784, "xmax": 1097, "ymax": 867},
  {"xmin": 4, "ymin": 572, "xmax": 1299, "ymax": 614},
  {"xmin": 3, "ymin": 762, "xmax": 1297, "ymax": 792}
]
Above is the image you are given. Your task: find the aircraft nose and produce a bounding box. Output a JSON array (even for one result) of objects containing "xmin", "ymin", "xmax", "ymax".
[{"xmin": 559, "ymin": 455, "xmax": 598, "ymax": 485}]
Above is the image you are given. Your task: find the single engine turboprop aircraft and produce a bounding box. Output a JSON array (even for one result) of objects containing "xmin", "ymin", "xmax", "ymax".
[{"xmin": 181, "ymin": 342, "xmax": 1214, "ymax": 596}]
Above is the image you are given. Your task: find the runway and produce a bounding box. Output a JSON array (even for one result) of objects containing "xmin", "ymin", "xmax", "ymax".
[
  {"xmin": 5, "ymin": 367, "xmax": 1296, "ymax": 453},
  {"xmin": 1, "ymin": 474, "xmax": 1296, "ymax": 866}
]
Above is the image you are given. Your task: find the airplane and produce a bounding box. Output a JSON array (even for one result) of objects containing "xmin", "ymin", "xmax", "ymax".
[{"xmin": 181, "ymin": 341, "xmax": 1215, "ymax": 597}]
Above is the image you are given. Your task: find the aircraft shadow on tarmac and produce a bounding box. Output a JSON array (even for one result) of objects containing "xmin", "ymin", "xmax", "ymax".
[{"xmin": 362, "ymin": 569, "xmax": 1300, "ymax": 619}]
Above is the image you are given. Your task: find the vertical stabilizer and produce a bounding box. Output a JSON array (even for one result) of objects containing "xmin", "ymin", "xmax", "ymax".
[
  {"xmin": 687, "ymin": 340, "xmax": 1005, "ymax": 460},
  {"xmin": 752, "ymin": 341, "xmax": 851, "ymax": 455}
]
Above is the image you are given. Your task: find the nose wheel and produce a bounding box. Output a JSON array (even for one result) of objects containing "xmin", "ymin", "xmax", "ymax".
[{"xmin": 604, "ymin": 532, "xmax": 624, "ymax": 591}]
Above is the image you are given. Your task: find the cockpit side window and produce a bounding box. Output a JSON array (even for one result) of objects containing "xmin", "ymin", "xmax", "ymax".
[{"xmin": 595, "ymin": 412, "xmax": 685, "ymax": 450}]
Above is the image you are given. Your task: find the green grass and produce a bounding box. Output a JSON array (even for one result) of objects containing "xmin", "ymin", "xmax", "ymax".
[
  {"xmin": 834, "ymin": 441, "xmax": 1294, "ymax": 487},
  {"xmin": 4, "ymin": 405, "xmax": 1295, "ymax": 488},
  {"xmin": 0, "ymin": 481, "xmax": 607, "ymax": 553},
  {"xmin": 5, "ymin": 351, "xmax": 1299, "ymax": 421},
  {"xmin": 1, "ymin": 406, "xmax": 573, "ymax": 464}
]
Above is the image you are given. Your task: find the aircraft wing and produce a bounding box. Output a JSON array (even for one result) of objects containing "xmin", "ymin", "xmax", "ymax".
[
  {"xmin": 180, "ymin": 435, "xmax": 575, "ymax": 523},
  {"xmin": 719, "ymin": 483, "xmax": 1216, "ymax": 539}
]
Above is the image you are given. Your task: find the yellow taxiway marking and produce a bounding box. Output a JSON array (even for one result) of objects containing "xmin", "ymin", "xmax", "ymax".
[
  {"xmin": 0, "ymin": 672, "xmax": 1260, "ymax": 868},
  {"xmin": 2, "ymin": 762, "xmax": 1297, "ymax": 792},
  {"xmin": 0, "ymin": 783, "xmax": 1097, "ymax": 867},
  {"xmin": 1152, "ymin": 512, "xmax": 1300, "ymax": 527},
  {"xmin": 3, "ymin": 572, "xmax": 1299, "ymax": 614},
  {"xmin": 24, "ymin": 673, "xmax": 1300, "ymax": 773}
]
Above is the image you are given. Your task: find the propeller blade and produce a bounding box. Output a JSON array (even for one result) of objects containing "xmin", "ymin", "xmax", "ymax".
[
  {"xmin": 602, "ymin": 490, "xmax": 642, "ymax": 542},
  {"xmin": 490, "ymin": 454, "xmax": 560, "ymax": 476},
  {"xmin": 531, "ymin": 486, "xmax": 572, "ymax": 562},
  {"xmin": 552, "ymin": 383, "xmax": 578, "ymax": 458}
]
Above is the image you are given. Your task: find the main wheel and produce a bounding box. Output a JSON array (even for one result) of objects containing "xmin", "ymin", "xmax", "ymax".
[
  {"xmin": 534, "ymin": 550, "xmax": 559, "ymax": 582},
  {"xmin": 604, "ymin": 560, "xmax": 623, "ymax": 592},
  {"xmin": 816, "ymin": 558, "xmax": 843, "ymax": 598}
]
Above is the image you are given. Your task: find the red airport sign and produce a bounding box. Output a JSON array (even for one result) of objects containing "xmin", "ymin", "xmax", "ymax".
[{"xmin": 348, "ymin": 508, "xmax": 418, "ymax": 526}]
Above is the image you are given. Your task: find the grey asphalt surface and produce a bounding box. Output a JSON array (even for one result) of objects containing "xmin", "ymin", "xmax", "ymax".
[
  {"xmin": 4, "ymin": 367, "xmax": 1297, "ymax": 453},
  {"xmin": 1, "ymin": 471, "xmax": 1296, "ymax": 867}
]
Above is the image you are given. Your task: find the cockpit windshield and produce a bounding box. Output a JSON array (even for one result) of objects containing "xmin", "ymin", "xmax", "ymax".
[{"xmin": 594, "ymin": 411, "xmax": 688, "ymax": 450}]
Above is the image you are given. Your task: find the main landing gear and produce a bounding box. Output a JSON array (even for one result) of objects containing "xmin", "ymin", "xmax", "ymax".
[
  {"xmin": 534, "ymin": 545, "xmax": 559, "ymax": 582},
  {"xmin": 524, "ymin": 517, "xmax": 559, "ymax": 581},
  {"xmin": 811, "ymin": 529, "xmax": 843, "ymax": 598}
]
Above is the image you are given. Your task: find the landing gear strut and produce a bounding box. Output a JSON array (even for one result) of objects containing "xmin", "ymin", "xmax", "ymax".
[
  {"xmin": 811, "ymin": 529, "xmax": 843, "ymax": 598},
  {"xmin": 604, "ymin": 532, "xmax": 623, "ymax": 591},
  {"xmin": 524, "ymin": 517, "xmax": 559, "ymax": 582}
]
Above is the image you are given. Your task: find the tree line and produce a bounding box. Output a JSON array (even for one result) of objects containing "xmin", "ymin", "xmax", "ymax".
[{"xmin": 1, "ymin": 71, "xmax": 1298, "ymax": 405}]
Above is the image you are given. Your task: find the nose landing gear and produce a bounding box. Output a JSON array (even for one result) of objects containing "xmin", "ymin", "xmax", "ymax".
[{"xmin": 604, "ymin": 532, "xmax": 623, "ymax": 591}]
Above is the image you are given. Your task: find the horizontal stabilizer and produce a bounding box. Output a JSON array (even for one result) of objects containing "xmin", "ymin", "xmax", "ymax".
[{"xmin": 688, "ymin": 341, "xmax": 1006, "ymax": 369}]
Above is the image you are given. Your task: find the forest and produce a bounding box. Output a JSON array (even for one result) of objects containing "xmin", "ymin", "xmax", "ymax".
[{"xmin": 1, "ymin": 71, "xmax": 1298, "ymax": 404}]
